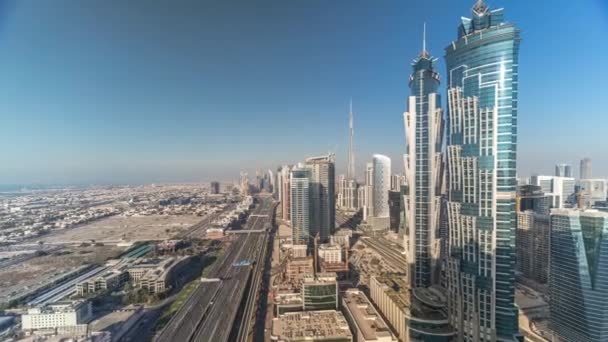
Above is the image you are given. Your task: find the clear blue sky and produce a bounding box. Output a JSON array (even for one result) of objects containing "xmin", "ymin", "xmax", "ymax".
[{"xmin": 0, "ymin": 0, "xmax": 606, "ymax": 185}]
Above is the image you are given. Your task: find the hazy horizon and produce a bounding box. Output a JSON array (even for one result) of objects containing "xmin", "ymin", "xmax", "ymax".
[{"xmin": 1, "ymin": 0, "xmax": 607, "ymax": 185}]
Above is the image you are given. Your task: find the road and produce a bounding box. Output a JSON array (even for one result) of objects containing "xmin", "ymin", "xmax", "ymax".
[
  {"xmin": 154, "ymin": 196, "xmax": 276, "ymax": 342},
  {"xmin": 178, "ymin": 203, "xmax": 237, "ymax": 239}
]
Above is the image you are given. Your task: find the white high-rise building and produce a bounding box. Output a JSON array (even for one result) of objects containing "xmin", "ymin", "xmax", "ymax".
[
  {"xmin": 530, "ymin": 175, "xmax": 575, "ymax": 208},
  {"xmin": 372, "ymin": 154, "xmax": 391, "ymax": 218},
  {"xmin": 361, "ymin": 162, "xmax": 374, "ymax": 221},
  {"xmin": 290, "ymin": 167, "xmax": 311, "ymax": 245}
]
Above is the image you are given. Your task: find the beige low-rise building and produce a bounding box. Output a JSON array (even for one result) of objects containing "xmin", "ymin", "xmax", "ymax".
[
  {"xmin": 271, "ymin": 310, "xmax": 353, "ymax": 342},
  {"xmin": 369, "ymin": 274, "xmax": 455, "ymax": 342},
  {"xmin": 342, "ymin": 288, "xmax": 398, "ymax": 342}
]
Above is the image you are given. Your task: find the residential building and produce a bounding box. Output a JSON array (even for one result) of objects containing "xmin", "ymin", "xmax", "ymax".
[
  {"xmin": 388, "ymin": 190, "xmax": 401, "ymax": 234},
  {"xmin": 306, "ymin": 154, "xmax": 336, "ymax": 241},
  {"xmin": 371, "ymin": 155, "xmax": 391, "ymax": 230},
  {"xmin": 339, "ymin": 178, "xmax": 359, "ymax": 211},
  {"xmin": 517, "ymin": 185, "xmax": 551, "ymax": 215},
  {"xmin": 555, "ymin": 164, "xmax": 572, "ymax": 178},
  {"xmin": 444, "ymin": 1, "xmax": 521, "ymax": 340},
  {"xmin": 281, "ymin": 165, "xmax": 293, "ymax": 221},
  {"xmin": 317, "ymin": 244, "xmax": 342, "ymax": 264},
  {"xmin": 285, "ymin": 257, "xmax": 314, "ymax": 282},
  {"xmin": 530, "ymin": 175, "xmax": 576, "ymax": 208},
  {"xmin": 361, "ymin": 162, "xmax": 375, "ymax": 221},
  {"xmin": 302, "ymin": 273, "xmax": 338, "ymax": 311},
  {"xmin": 579, "ymin": 179, "xmax": 607, "ymax": 207},
  {"xmin": 580, "ymin": 158, "xmax": 592, "ymax": 179},
  {"xmin": 403, "ymin": 28, "xmax": 444, "ymax": 288},
  {"xmin": 210, "ymin": 181, "xmax": 220, "ymax": 195},
  {"xmin": 341, "ymin": 288, "xmax": 398, "ymax": 342},
  {"xmin": 291, "ymin": 167, "xmax": 312, "ymax": 245},
  {"xmin": 271, "ymin": 310, "xmax": 353, "ymax": 342},
  {"xmin": 549, "ymin": 209, "xmax": 608, "ymax": 342},
  {"xmin": 516, "ymin": 211, "xmax": 550, "ymax": 284}
]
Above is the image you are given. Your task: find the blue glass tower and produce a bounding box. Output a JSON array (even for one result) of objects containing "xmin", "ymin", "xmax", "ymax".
[
  {"xmin": 550, "ymin": 209, "xmax": 608, "ymax": 342},
  {"xmin": 444, "ymin": 1, "xmax": 521, "ymax": 341},
  {"xmin": 403, "ymin": 25, "xmax": 444, "ymax": 289}
]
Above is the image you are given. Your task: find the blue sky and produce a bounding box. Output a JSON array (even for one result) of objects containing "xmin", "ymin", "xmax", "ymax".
[{"xmin": 0, "ymin": 0, "xmax": 606, "ymax": 185}]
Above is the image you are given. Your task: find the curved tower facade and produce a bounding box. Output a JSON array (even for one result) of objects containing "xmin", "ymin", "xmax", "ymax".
[
  {"xmin": 444, "ymin": 1, "xmax": 521, "ymax": 341},
  {"xmin": 372, "ymin": 154, "xmax": 391, "ymax": 218},
  {"xmin": 403, "ymin": 29, "xmax": 444, "ymax": 289}
]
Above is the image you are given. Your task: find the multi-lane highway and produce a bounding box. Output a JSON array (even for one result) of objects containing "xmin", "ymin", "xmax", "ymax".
[
  {"xmin": 155, "ymin": 196, "xmax": 276, "ymax": 342},
  {"xmin": 178, "ymin": 203, "xmax": 237, "ymax": 239}
]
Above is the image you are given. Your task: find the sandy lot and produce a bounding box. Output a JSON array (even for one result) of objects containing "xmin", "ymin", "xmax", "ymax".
[{"xmin": 41, "ymin": 215, "xmax": 201, "ymax": 243}]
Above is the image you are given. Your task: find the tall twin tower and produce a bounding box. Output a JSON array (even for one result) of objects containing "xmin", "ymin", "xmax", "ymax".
[{"xmin": 403, "ymin": 1, "xmax": 521, "ymax": 341}]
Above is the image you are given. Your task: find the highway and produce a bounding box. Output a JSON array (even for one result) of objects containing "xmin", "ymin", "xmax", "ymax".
[
  {"xmin": 155, "ymin": 196, "xmax": 276, "ymax": 342},
  {"xmin": 178, "ymin": 203, "xmax": 237, "ymax": 239}
]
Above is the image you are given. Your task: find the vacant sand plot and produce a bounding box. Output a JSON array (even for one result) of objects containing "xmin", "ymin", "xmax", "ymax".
[{"xmin": 41, "ymin": 215, "xmax": 201, "ymax": 243}]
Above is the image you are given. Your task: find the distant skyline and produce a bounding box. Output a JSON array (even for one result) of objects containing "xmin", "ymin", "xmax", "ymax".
[{"xmin": 1, "ymin": 0, "xmax": 607, "ymax": 185}]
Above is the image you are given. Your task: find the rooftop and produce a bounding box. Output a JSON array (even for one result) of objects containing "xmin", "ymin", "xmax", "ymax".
[
  {"xmin": 271, "ymin": 310, "xmax": 352, "ymax": 341},
  {"xmin": 342, "ymin": 289, "xmax": 397, "ymax": 341}
]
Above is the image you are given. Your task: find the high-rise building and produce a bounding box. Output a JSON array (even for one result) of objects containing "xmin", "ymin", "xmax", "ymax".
[
  {"xmin": 290, "ymin": 168, "xmax": 311, "ymax": 245},
  {"xmin": 444, "ymin": 1, "xmax": 521, "ymax": 340},
  {"xmin": 306, "ymin": 154, "xmax": 336, "ymax": 241},
  {"xmin": 580, "ymin": 158, "xmax": 593, "ymax": 179},
  {"xmin": 361, "ymin": 162, "xmax": 374, "ymax": 221},
  {"xmin": 210, "ymin": 181, "xmax": 220, "ymax": 195},
  {"xmin": 549, "ymin": 209, "xmax": 608, "ymax": 342},
  {"xmin": 516, "ymin": 211, "xmax": 550, "ymax": 284},
  {"xmin": 555, "ymin": 163, "xmax": 573, "ymax": 177},
  {"xmin": 372, "ymin": 155, "xmax": 390, "ymax": 218},
  {"xmin": 339, "ymin": 102, "xmax": 359, "ymax": 212},
  {"xmin": 281, "ymin": 166, "xmax": 293, "ymax": 221},
  {"xmin": 371, "ymin": 155, "xmax": 391, "ymax": 230},
  {"xmin": 403, "ymin": 26, "xmax": 444, "ymax": 288},
  {"xmin": 516, "ymin": 184, "xmax": 551, "ymax": 215},
  {"xmin": 338, "ymin": 177, "xmax": 358, "ymax": 211},
  {"xmin": 530, "ymin": 175, "xmax": 576, "ymax": 209},
  {"xmin": 579, "ymin": 179, "xmax": 607, "ymax": 208}
]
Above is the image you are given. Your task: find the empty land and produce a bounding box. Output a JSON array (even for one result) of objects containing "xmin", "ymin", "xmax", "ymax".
[{"xmin": 40, "ymin": 215, "xmax": 201, "ymax": 243}]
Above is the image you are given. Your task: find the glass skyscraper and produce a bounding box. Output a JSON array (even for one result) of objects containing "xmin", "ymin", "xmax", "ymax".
[
  {"xmin": 444, "ymin": 1, "xmax": 521, "ymax": 341},
  {"xmin": 403, "ymin": 30, "xmax": 444, "ymax": 288},
  {"xmin": 550, "ymin": 209, "xmax": 608, "ymax": 342},
  {"xmin": 290, "ymin": 167, "xmax": 311, "ymax": 245}
]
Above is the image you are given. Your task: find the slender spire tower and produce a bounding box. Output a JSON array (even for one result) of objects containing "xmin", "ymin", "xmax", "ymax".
[
  {"xmin": 403, "ymin": 23, "xmax": 443, "ymax": 288},
  {"xmin": 347, "ymin": 99, "xmax": 355, "ymax": 180}
]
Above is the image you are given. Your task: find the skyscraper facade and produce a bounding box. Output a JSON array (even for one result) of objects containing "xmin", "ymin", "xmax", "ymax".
[
  {"xmin": 555, "ymin": 163, "xmax": 572, "ymax": 178},
  {"xmin": 403, "ymin": 30, "xmax": 444, "ymax": 288},
  {"xmin": 290, "ymin": 168, "xmax": 311, "ymax": 245},
  {"xmin": 516, "ymin": 211, "xmax": 550, "ymax": 284},
  {"xmin": 361, "ymin": 162, "xmax": 374, "ymax": 221},
  {"xmin": 444, "ymin": 1, "xmax": 521, "ymax": 340},
  {"xmin": 372, "ymin": 154, "xmax": 391, "ymax": 219},
  {"xmin": 550, "ymin": 209, "xmax": 608, "ymax": 342},
  {"xmin": 305, "ymin": 154, "xmax": 336, "ymax": 242},
  {"xmin": 581, "ymin": 158, "xmax": 593, "ymax": 179}
]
